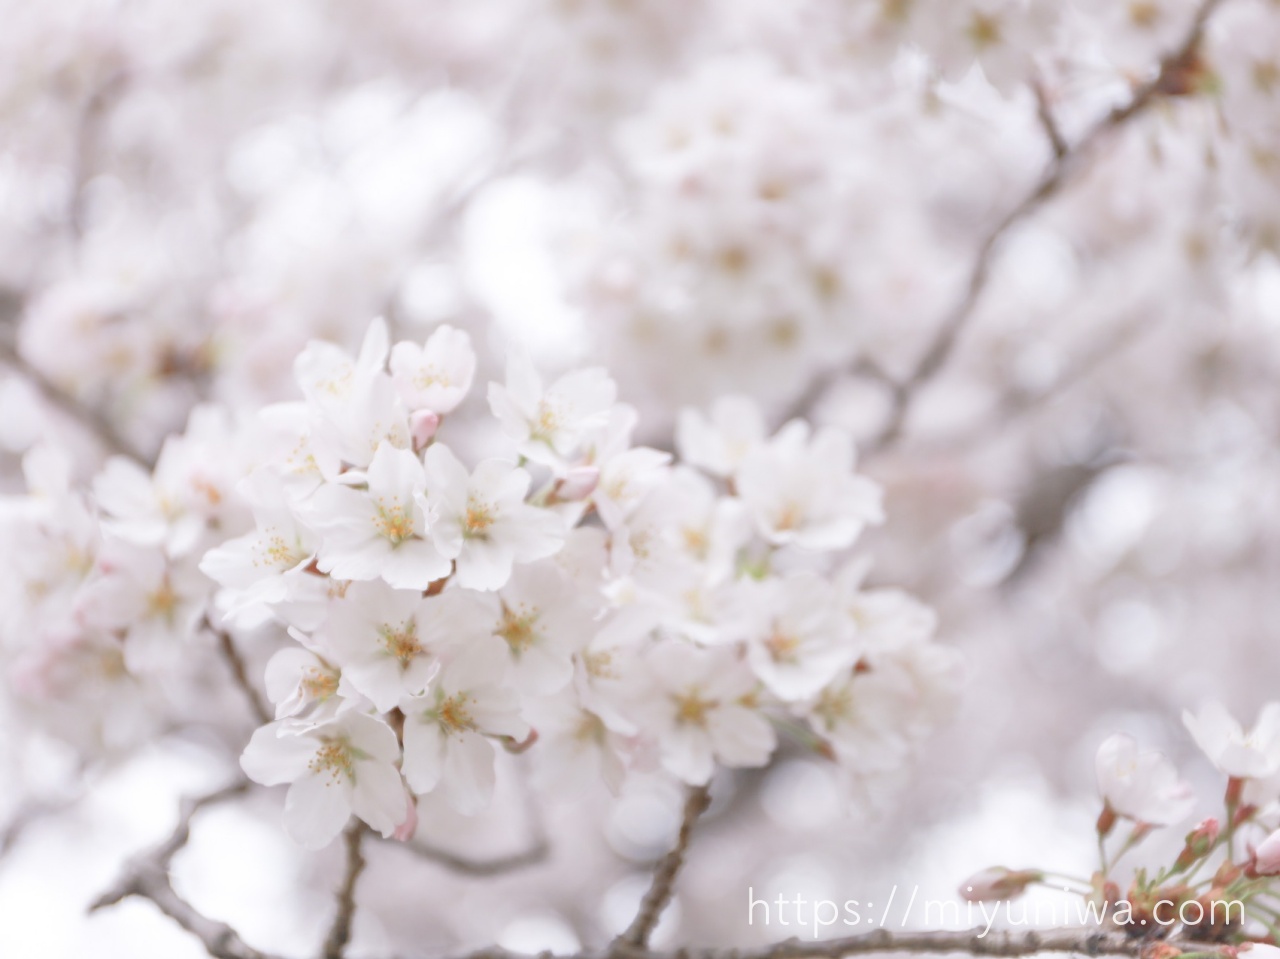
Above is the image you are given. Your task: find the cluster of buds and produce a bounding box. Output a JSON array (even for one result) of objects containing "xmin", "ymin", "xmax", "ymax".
[{"xmin": 960, "ymin": 706, "xmax": 1280, "ymax": 947}]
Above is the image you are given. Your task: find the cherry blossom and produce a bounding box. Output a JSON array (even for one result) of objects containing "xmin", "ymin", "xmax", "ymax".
[
  {"xmin": 388, "ymin": 323, "xmax": 477, "ymax": 415},
  {"xmin": 400, "ymin": 638, "xmax": 530, "ymax": 813},
  {"xmin": 307, "ymin": 441, "xmax": 450, "ymax": 589},
  {"xmin": 1183, "ymin": 702, "xmax": 1280, "ymax": 780},
  {"xmin": 240, "ymin": 712, "xmax": 406, "ymax": 848},
  {"xmin": 487, "ymin": 356, "xmax": 617, "ymax": 468},
  {"xmin": 1095, "ymin": 733, "xmax": 1195, "ymax": 827},
  {"xmin": 421, "ymin": 444, "xmax": 564, "ymax": 590}
]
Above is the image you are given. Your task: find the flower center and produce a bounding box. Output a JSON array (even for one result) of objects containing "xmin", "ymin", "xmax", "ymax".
[
  {"xmin": 532, "ymin": 400, "xmax": 564, "ymax": 441},
  {"xmin": 378, "ymin": 620, "xmax": 423, "ymax": 667},
  {"xmin": 764, "ymin": 630, "xmax": 800, "ymax": 662},
  {"xmin": 672, "ymin": 688, "xmax": 716, "ymax": 727},
  {"xmin": 498, "ymin": 605, "xmax": 539, "ymax": 654},
  {"xmin": 775, "ymin": 502, "xmax": 804, "ymax": 532},
  {"xmin": 374, "ymin": 500, "xmax": 414, "ymax": 544},
  {"xmin": 256, "ymin": 529, "xmax": 303, "ymax": 569},
  {"xmin": 308, "ymin": 740, "xmax": 354, "ymax": 784},
  {"xmin": 464, "ymin": 498, "xmax": 495, "ymax": 537},
  {"xmin": 813, "ymin": 684, "xmax": 854, "ymax": 730},
  {"xmin": 301, "ymin": 667, "xmax": 338, "ymax": 700},
  {"xmin": 435, "ymin": 694, "xmax": 475, "ymax": 735}
]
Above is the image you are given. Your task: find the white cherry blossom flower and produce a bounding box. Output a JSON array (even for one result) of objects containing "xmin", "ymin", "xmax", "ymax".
[
  {"xmin": 76, "ymin": 539, "xmax": 208, "ymax": 673},
  {"xmin": 578, "ymin": 404, "xmax": 671, "ymax": 530},
  {"xmin": 477, "ymin": 561, "xmax": 596, "ymax": 695},
  {"xmin": 240, "ymin": 712, "xmax": 406, "ymax": 849},
  {"xmin": 93, "ymin": 407, "xmax": 240, "ymax": 557},
  {"xmin": 421, "ymin": 444, "xmax": 564, "ymax": 591},
  {"xmin": 389, "ymin": 323, "xmax": 476, "ymax": 414},
  {"xmin": 742, "ymin": 572, "xmax": 856, "ymax": 701},
  {"xmin": 736, "ymin": 420, "xmax": 883, "ymax": 551},
  {"xmin": 308, "ymin": 441, "xmax": 450, "ymax": 589},
  {"xmin": 400, "ymin": 638, "xmax": 530, "ymax": 814},
  {"xmin": 313, "ymin": 581, "xmax": 486, "ymax": 712},
  {"xmin": 487, "ymin": 355, "xmax": 617, "ymax": 467},
  {"xmin": 199, "ymin": 471, "xmax": 319, "ymax": 626},
  {"xmin": 675, "ymin": 395, "xmax": 768, "ymax": 480},
  {"xmin": 263, "ymin": 646, "xmax": 344, "ymax": 720},
  {"xmin": 1095, "ymin": 734, "xmax": 1194, "ymax": 826},
  {"xmin": 640, "ymin": 642, "xmax": 776, "ymax": 786},
  {"xmin": 1183, "ymin": 701, "xmax": 1280, "ymax": 779},
  {"xmin": 525, "ymin": 688, "xmax": 630, "ymax": 796},
  {"xmin": 295, "ymin": 320, "xmax": 410, "ymax": 470},
  {"xmin": 304, "ymin": 578, "xmax": 440, "ymax": 717}
]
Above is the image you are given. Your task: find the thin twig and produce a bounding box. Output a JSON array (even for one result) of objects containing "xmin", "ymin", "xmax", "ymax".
[
  {"xmin": 615, "ymin": 785, "xmax": 712, "ymax": 949},
  {"xmin": 90, "ymin": 780, "xmax": 272, "ymax": 959},
  {"xmin": 389, "ymin": 833, "xmax": 549, "ymax": 876},
  {"xmin": 205, "ymin": 614, "xmax": 273, "ymax": 725},
  {"xmin": 1031, "ymin": 76, "xmax": 1067, "ymax": 161},
  {"xmin": 322, "ymin": 824, "xmax": 368, "ymax": 959}
]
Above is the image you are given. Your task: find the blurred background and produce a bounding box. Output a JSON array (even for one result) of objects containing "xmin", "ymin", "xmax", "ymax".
[{"xmin": 2, "ymin": 0, "xmax": 1280, "ymax": 955}]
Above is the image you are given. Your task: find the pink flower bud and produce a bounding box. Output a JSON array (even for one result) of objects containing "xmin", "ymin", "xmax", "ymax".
[
  {"xmin": 393, "ymin": 791, "xmax": 419, "ymax": 843},
  {"xmin": 410, "ymin": 410, "xmax": 440, "ymax": 451},
  {"xmin": 1252, "ymin": 828, "xmax": 1280, "ymax": 876},
  {"xmin": 959, "ymin": 867, "xmax": 1042, "ymax": 902},
  {"xmin": 555, "ymin": 465, "xmax": 600, "ymax": 501},
  {"xmin": 1173, "ymin": 818, "xmax": 1220, "ymax": 872}
]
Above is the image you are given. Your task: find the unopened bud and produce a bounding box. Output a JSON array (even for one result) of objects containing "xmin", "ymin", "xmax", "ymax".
[
  {"xmin": 555, "ymin": 466, "xmax": 600, "ymax": 502},
  {"xmin": 410, "ymin": 410, "xmax": 440, "ymax": 450},
  {"xmin": 960, "ymin": 867, "xmax": 1042, "ymax": 902},
  {"xmin": 1097, "ymin": 804, "xmax": 1118, "ymax": 838},
  {"xmin": 1174, "ymin": 818, "xmax": 1220, "ymax": 872}
]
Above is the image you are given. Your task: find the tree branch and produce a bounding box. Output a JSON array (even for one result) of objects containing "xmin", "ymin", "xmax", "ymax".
[
  {"xmin": 389, "ymin": 832, "xmax": 549, "ymax": 876},
  {"xmin": 792, "ymin": 0, "xmax": 1227, "ymax": 452},
  {"xmin": 322, "ymin": 824, "xmax": 368, "ymax": 959},
  {"xmin": 616, "ymin": 784, "xmax": 713, "ymax": 949},
  {"xmin": 204, "ymin": 614, "xmax": 273, "ymax": 726},
  {"xmin": 0, "ymin": 331, "xmax": 142, "ymax": 462},
  {"xmin": 89, "ymin": 780, "xmax": 276, "ymax": 959},
  {"xmin": 446, "ymin": 929, "xmax": 1220, "ymax": 959}
]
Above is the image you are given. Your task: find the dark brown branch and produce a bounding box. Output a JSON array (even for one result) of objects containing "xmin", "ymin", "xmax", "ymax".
[
  {"xmin": 449, "ymin": 929, "xmax": 1219, "ymax": 959},
  {"xmin": 322, "ymin": 824, "xmax": 368, "ymax": 959},
  {"xmin": 615, "ymin": 785, "xmax": 712, "ymax": 949},
  {"xmin": 791, "ymin": 0, "xmax": 1227, "ymax": 453}
]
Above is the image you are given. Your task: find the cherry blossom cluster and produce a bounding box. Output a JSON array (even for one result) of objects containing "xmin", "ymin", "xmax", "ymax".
[
  {"xmin": 962, "ymin": 704, "xmax": 1280, "ymax": 948},
  {"xmin": 577, "ymin": 56, "xmax": 860, "ymax": 413},
  {"xmin": 175, "ymin": 319, "xmax": 961, "ymax": 848},
  {"xmin": 0, "ymin": 407, "xmax": 249, "ymax": 753}
]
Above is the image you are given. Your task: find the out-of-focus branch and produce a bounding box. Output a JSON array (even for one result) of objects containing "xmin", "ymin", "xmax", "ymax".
[
  {"xmin": 390, "ymin": 831, "xmax": 549, "ymax": 876},
  {"xmin": 615, "ymin": 784, "xmax": 712, "ymax": 949},
  {"xmin": 794, "ymin": 0, "xmax": 1227, "ymax": 451},
  {"xmin": 68, "ymin": 70, "xmax": 129, "ymax": 241},
  {"xmin": 89, "ymin": 780, "xmax": 276, "ymax": 959},
  {"xmin": 1031, "ymin": 76, "xmax": 1067, "ymax": 161},
  {"xmin": 0, "ymin": 327, "xmax": 142, "ymax": 462},
  {"xmin": 204, "ymin": 614, "xmax": 273, "ymax": 726},
  {"xmin": 322, "ymin": 824, "xmax": 367, "ymax": 959}
]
